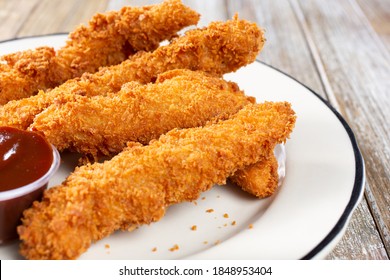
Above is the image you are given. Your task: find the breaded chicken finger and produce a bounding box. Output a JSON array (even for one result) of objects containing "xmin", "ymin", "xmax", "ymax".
[
  {"xmin": 18, "ymin": 102, "xmax": 296, "ymax": 260},
  {"xmin": 231, "ymin": 149, "xmax": 280, "ymax": 198},
  {"xmin": 0, "ymin": 0, "xmax": 199, "ymax": 104},
  {"xmin": 30, "ymin": 69, "xmax": 254, "ymax": 157},
  {"xmin": 0, "ymin": 16, "xmax": 264, "ymax": 129},
  {"xmin": 31, "ymin": 69, "xmax": 282, "ymax": 199}
]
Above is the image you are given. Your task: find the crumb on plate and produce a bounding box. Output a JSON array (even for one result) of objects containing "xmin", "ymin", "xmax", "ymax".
[{"xmin": 169, "ymin": 244, "xmax": 179, "ymax": 252}]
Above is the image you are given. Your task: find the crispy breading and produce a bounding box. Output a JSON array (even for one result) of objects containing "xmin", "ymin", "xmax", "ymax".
[
  {"xmin": 30, "ymin": 67, "xmax": 279, "ymax": 199},
  {"xmin": 30, "ymin": 69, "xmax": 254, "ymax": 157},
  {"xmin": 18, "ymin": 102, "xmax": 296, "ymax": 260},
  {"xmin": 0, "ymin": 47, "xmax": 56, "ymax": 104},
  {"xmin": 0, "ymin": 16, "xmax": 265, "ymax": 129},
  {"xmin": 230, "ymin": 149, "xmax": 279, "ymax": 198},
  {"xmin": 0, "ymin": 0, "xmax": 199, "ymax": 104}
]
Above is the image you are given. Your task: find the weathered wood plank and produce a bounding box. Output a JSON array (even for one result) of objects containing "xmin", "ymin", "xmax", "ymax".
[
  {"xmin": 326, "ymin": 200, "xmax": 388, "ymax": 259},
  {"xmin": 356, "ymin": 0, "xmax": 390, "ymax": 52},
  {"xmin": 294, "ymin": 0, "xmax": 390, "ymax": 258},
  {"xmin": 16, "ymin": 0, "xmax": 108, "ymax": 37},
  {"xmin": 59, "ymin": 0, "xmax": 109, "ymax": 31},
  {"xmin": 0, "ymin": 0, "xmax": 39, "ymax": 40},
  {"xmin": 227, "ymin": 0, "xmax": 327, "ymax": 99}
]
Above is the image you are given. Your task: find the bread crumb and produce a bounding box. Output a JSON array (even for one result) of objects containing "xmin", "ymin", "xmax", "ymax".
[
  {"xmin": 231, "ymin": 220, "xmax": 236, "ymax": 226},
  {"xmin": 214, "ymin": 240, "xmax": 221, "ymax": 245},
  {"xmin": 191, "ymin": 225, "xmax": 197, "ymax": 231},
  {"xmin": 201, "ymin": 196, "xmax": 206, "ymax": 200},
  {"xmin": 224, "ymin": 223, "xmax": 227, "ymax": 227},
  {"xmin": 206, "ymin": 208, "xmax": 214, "ymax": 213},
  {"xmin": 223, "ymin": 213, "xmax": 229, "ymax": 218},
  {"xmin": 193, "ymin": 201, "xmax": 198, "ymax": 206},
  {"xmin": 203, "ymin": 241, "xmax": 208, "ymax": 245},
  {"xmin": 152, "ymin": 247, "xmax": 157, "ymax": 252},
  {"xmin": 249, "ymin": 224, "xmax": 254, "ymax": 229},
  {"xmin": 105, "ymin": 244, "xmax": 110, "ymax": 249},
  {"xmin": 169, "ymin": 244, "xmax": 179, "ymax": 252}
]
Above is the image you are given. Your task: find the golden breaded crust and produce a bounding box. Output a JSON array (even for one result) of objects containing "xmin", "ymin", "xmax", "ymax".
[
  {"xmin": 0, "ymin": 0, "xmax": 199, "ymax": 104},
  {"xmin": 230, "ymin": 150, "xmax": 279, "ymax": 198},
  {"xmin": 0, "ymin": 16, "xmax": 264, "ymax": 129},
  {"xmin": 30, "ymin": 69, "xmax": 253, "ymax": 157},
  {"xmin": 18, "ymin": 102, "xmax": 295, "ymax": 260}
]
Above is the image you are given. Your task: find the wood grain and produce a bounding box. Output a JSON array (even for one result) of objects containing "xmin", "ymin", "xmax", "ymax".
[
  {"xmin": 0, "ymin": 0, "xmax": 39, "ymax": 40},
  {"xmin": 356, "ymin": 0, "xmax": 390, "ymax": 51},
  {"xmin": 227, "ymin": 0, "xmax": 327, "ymax": 99},
  {"xmin": 329, "ymin": 199, "xmax": 388, "ymax": 259},
  {"xmin": 17, "ymin": 0, "xmax": 108, "ymax": 37},
  {"xmin": 294, "ymin": 0, "xmax": 390, "ymax": 258}
]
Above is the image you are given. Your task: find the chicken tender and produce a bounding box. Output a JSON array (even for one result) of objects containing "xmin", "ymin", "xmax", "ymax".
[
  {"xmin": 30, "ymin": 67, "xmax": 279, "ymax": 198},
  {"xmin": 0, "ymin": 16, "xmax": 265, "ymax": 129},
  {"xmin": 230, "ymin": 149, "xmax": 279, "ymax": 198},
  {"xmin": 18, "ymin": 102, "xmax": 296, "ymax": 260},
  {"xmin": 30, "ymin": 69, "xmax": 254, "ymax": 157},
  {"xmin": 0, "ymin": 0, "xmax": 199, "ymax": 104},
  {"xmin": 0, "ymin": 47, "xmax": 55, "ymax": 104}
]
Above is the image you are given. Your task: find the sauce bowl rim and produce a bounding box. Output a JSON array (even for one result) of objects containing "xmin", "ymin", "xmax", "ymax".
[{"xmin": 0, "ymin": 145, "xmax": 60, "ymax": 201}]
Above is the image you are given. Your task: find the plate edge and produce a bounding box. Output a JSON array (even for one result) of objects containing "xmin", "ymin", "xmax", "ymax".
[
  {"xmin": 253, "ymin": 60, "xmax": 365, "ymax": 259},
  {"xmin": 0, "ymin": 33, "xmax": 68, "ymax": 45}
]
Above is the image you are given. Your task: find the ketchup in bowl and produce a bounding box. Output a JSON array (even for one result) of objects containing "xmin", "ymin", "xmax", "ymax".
[{"xmin": 0, "ymin": 127, "xmax": 60, "ymax": 244}]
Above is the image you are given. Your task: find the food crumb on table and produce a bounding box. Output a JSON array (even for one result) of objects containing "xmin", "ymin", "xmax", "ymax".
[
  {"xmin": 223, "ymin": 213, "xmax": 229, "ymax": 218},
  {"xmin": 191, "ymin": 225, "xmax": 197, "ymax": 231},
  {"xmin": 206, "ymin": 208, "xmax": 214, "ymax": 213},
  {"xmin": 152, "ymin": 247, "xmax": 157, "ymax": 252}
]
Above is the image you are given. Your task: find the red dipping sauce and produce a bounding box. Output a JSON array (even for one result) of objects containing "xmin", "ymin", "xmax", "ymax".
[
  {"xmin": 0, "ymin": 127, "xmax": 53, "ymax": 191},
  {"xmin": 0, "ymin": 127, "xmax": 60, "ymax": 244}
]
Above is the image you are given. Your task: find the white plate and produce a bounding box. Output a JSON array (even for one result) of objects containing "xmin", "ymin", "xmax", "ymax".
[{"xmin": 0, "ymin": 35, "xmax": 365, "ymax": 260}]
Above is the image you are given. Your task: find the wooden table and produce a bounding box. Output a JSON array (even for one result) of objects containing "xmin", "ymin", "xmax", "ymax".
[{"xmin": 0, "ymin": 0, "xmax": 388, "ymax": 260}]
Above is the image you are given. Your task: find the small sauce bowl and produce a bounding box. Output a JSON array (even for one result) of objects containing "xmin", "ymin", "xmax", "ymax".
[{"xmin": 0, "ymin": 127, "xmax": 60, "ymax": 244}]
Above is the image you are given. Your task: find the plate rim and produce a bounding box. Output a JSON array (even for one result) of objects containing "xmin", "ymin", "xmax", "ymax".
[
  {"xmin": 0, "ymin": 33, "xmax": 68, "ymax": 45},
  {"xmin": 0, "ymin": 34, "xmax": 365, "ymax": 259},
  {"xmin": 256, "ymin": 61, "xmax": 365, "ymax": 259}
]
